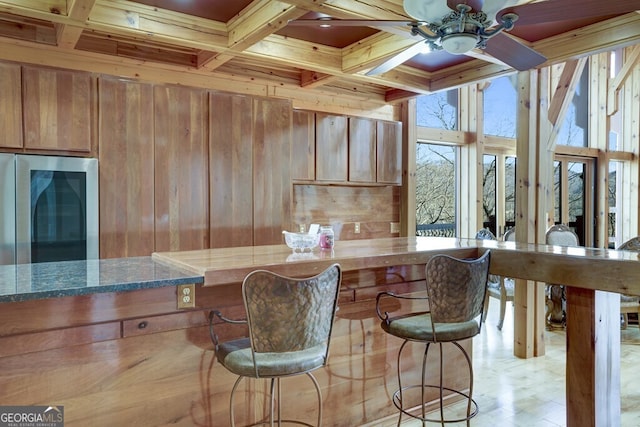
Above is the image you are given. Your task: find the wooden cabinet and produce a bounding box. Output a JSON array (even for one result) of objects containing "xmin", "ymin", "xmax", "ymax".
[
  {"xmin": 291, "ymin": 109, "xmax": 315, "ymax": 181},
  {"xmin": 209, "ymin": 93, "xmax": 291, "ymax": 247},
  {"xmin": 99, "ymin": 77, "xmax": 155, "ymax": 258},
  {"xmin": 253, "ymin": 97, "xmax": 292, "ymax": 245},
  {"xmin": 209, "ymin": 92, "xmax": 254, "ymax": 248},
  {"xmin": 154, "ymin": 85, "xmax": 209, "ymax": 252},
  {"xmin": 0, "ymin": 62, "xmax": 22, "ymax": 149},
  {"xmin": 349, "ymin": 117, "xmax": 377, "ymax": 183},
  {"xmin": 314, "ymin": 113, "xmax": 401, "ymax": 185},
  {"xmin": 316, "ymin": 113, "xmax": 347, "ymax": 182},
  {"xmin": 22, "ymin": 66, "xmax": 93, "ymax": 153},
  {"xmin": 376, "ymin": 120, "xmax": 402, "ymax": 184}
]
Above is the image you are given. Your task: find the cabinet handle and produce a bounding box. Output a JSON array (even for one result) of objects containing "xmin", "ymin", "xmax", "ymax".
[{"xmin": 138, "ymin": 321, "xmax": 148, "ymax": 329}]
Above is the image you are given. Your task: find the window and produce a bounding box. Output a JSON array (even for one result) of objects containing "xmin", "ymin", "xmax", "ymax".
[
  {"xmin": 557, "ymin": 67, "xmax": 589, "ymax": 147},
  {"xmin": 505, "ymin": 156, "xmax": 516, "ymax": 233},
  {"xmin": 483, "ymin": 76, "xmax": 517, "ymax": 138},
  {"xmin": 609, "ymin": 49, "xmax": 623, "ymax": 152},
  {"xmin": 608, "ymin": 161, "xmax": 622, "ymax": 248},
  {"xmin": 482, "ymin": 154, "xmax": 496, "ymax": 235},
  {"xmin": 416, "ymin": 143, "xmax": 457, "ymax": 237},
  {"xmin": 416, "ymin": 89, "xmax": 458, "ymax": 130}
]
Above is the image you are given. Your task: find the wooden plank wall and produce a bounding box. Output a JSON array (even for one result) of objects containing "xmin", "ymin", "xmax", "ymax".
[{"xmin": 292, "ymin": 184, "xmax": 400, "ymax": 240}]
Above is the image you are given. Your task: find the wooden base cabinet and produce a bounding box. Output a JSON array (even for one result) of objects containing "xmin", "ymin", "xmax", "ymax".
[{"xmin": 0, "ymin": 267, "xmax": 472, "ymax": 427}]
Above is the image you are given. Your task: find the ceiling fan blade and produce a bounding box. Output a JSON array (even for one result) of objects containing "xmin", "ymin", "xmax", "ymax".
[
  {"xmin": 484, "ymin": 33, "xmax": 547, "ymax": 71},
  {"xmin": 481, "ymin": 0, "xmax": 517, "ymax": 22},
  {"xmin": 366, "ymin": 41, "xmax": 429, "ymax": 76},
  {"xmin": 497, "ymin": 0, "xmax": 640, "ymax": 27},
  {"xmin": 287, "ymin": 19, "xmax": 419, "ymax": 27},
  {"xmin": 404, "ymin": 0, "xmax": 453, "ymax": 23}
]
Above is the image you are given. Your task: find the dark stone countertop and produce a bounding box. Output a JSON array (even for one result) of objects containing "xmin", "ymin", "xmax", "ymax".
[{"xmin": 0, "ymin": 257, "xmax": 204, "ymax": 303}]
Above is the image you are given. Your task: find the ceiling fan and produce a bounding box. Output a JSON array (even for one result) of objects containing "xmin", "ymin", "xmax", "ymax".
[{"xmin": 288, "ymin": 0, "xmax": 640, "ymax": 75}]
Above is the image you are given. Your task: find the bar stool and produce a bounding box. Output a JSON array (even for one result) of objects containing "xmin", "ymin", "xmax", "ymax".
[
  {"xmin": 209, "ymin": 263, "xmax": 342, "ymax": 427},
  {"xmin": 376, "ymin": 251, "xmax": 491, "ymax": 426}
]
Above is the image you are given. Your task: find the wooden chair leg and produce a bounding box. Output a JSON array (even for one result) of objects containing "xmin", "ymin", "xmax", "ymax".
[
  {"xmin": 483, "ymin": 291, "xmax": 489, "ymax": 323},
  {"xmin": 497, "ymin": 297, "xmax": 507, "ymax": 331}
]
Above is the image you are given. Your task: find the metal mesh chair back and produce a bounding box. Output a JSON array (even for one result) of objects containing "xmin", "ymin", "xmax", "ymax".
[
  {"xmin": 546, "ymin": 224, "xmax": 579, "ymax": 246},
  {"xmin": 242, "ymin": 264, "xmax": 341, "ymax": 355},
  {"xmin": 503, "ymin": 227, "xmax": 516, "ymax": 242},
  {"xmin": 618, "ymin": 237, "xmax": 640, "ymax": 252},
  {"xmin": 425, "ymin": 251, "xmax": 491, "ymax": 325},
  {"xmin": 475, "ymin": 228, "xmax": 496, "ymax": 241}
]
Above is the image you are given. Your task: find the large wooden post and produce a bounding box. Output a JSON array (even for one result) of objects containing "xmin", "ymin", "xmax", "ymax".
[{"xmin": 514, "ymin": 70, "xmax": 547, "ymax": 359}]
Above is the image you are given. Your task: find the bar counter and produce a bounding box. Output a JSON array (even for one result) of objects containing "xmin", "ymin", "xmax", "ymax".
[{"xmin": 153, "ymin": 236, "xmax": 640, "ymax": 427}]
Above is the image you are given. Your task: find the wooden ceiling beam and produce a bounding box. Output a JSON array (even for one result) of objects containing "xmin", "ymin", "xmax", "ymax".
[
  {"xmin": 86, "ymin": 0, "xmax": 228, "ymax": 51},
  {"xmin": 342, "ymin": 31, "xmax": 420, "ymax": 74},
  {"xmin": 384, "ymin": 88, "xmax": 421, "ymax": 103},
  {"xmin": 429, "ymin": 61, "xmax": 513, "ymax": 93},
  {"xmin": 201, "ymin": 0, "xmax": 318, "ymax": 70},
  {"xmin": 535, "ymin": 13, "xmax": 640, "ymax": 64},
  {"xmin": 0, "ymin": 1, "xmax": 68, "ymax": 22},
  {"xmin": 300, "ymin": 70, "xmax": 337, "ymax": 88},
  {"xmin": 55, "ymin": 0, "xmax": 96, "ymax": 49}
]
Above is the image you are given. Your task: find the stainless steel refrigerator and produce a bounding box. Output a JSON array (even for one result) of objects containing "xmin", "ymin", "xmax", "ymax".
[{"xmin": 0, "ymin": 153, "xmax": 99, "ymax": 265}]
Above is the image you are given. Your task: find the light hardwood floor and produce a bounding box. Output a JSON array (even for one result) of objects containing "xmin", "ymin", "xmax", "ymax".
[{"xmin": 391, "ymin": 298, "xmax": 640, "ymax": 427}]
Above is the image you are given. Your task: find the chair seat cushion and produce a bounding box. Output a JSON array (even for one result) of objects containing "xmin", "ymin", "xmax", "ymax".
[
  {"xmin": 381, "ymin": 313, "xmax": 480, "ymax": 342},
  {"xmin": 216, "ymin": 338, "xmax": 327, "ymax": 378}
]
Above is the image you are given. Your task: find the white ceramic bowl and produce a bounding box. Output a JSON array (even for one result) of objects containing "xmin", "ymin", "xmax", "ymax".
[{"xmin": 282, "ymin": 231, "xmax": 320, "ymax": 252}]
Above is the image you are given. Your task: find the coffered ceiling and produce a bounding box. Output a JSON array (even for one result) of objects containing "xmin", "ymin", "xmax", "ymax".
[{"xmin": 0, "ymin": 0, "xmax": 638, "ymax": 104}]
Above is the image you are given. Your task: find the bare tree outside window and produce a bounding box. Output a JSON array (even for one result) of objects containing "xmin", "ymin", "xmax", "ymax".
[
  {"xmin": 416, "ymin": 90, "xmax": 458, "ymax": 130},
  {"xmin": 482, "ymin": 155, "xmax": 497, "ymax": 234},
  {"xmin": 416, "ymin": 143, "xmax": 456, "ymax": 236}
]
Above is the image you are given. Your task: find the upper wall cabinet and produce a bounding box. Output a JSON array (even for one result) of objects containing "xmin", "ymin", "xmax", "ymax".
[
  {"xmin": 0, "ymin": 63, "xmax": 22, "ymax": 149},
  {"xmin": 376, "ymin": 120, "xmax": 402, "ymax": 185},
  {"xmin": 22, "ymin": 66, "xmax": 94, "ymax": 153},
  {"xmin": 291, "ymin": 110, "xmax": 315, "ymax": 181},
  {"xmin": 316, "ymin": 113, "xmax": 347, "ymax": 182},
  {"xmin": 348, "ymin": 117, "xmax": 377, "ymax": 183}
]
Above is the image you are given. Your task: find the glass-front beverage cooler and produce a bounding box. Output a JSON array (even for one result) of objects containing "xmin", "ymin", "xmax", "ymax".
[{"xmin": 0, "ymin": 153, "xmax": 98, "ymax": 265}]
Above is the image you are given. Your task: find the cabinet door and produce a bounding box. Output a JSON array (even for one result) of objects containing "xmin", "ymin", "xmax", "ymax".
[
  {"xmin": 154, "ymin": 85, "xmax": 209, "ymax": 252},
  {"xmin": 253, "ymin": 97, "xmax": 292, "ymax": 245},
  {"xmin": 23, "ymin": 66, "xmax": 93, "ymax": 153},
  {"xmin": 209, "ymin": 92, "xmax": 254, "ymax": 248},
  {"xmin": 291, "ymin": 110, "xmax": 315, "ymax": 181},
  {"xmin": 376, "ymin": 120, "xmax": 402, "ymax": 184},
  {"xmin": 349, "ymin": 117, "xmax": 376, "ymax": 183},
  {"xmin": 99, "ymin": 78, "xmax": 155, "ymax": 258},
  {"xmin": 316, "ymin": 113, "xmax": 347, "ymax": 182},
  {"xmin": 0, "ymin": 63, "xmax": 22, "ymax": 149}
]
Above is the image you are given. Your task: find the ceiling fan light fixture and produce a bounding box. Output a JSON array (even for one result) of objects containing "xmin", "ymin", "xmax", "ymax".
[{"xmin": 441, "ymin": 33, "xmax": 479, "ymax": 55}]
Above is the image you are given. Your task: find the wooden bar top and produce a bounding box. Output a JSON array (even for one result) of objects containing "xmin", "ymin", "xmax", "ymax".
[{"xmin": 152, "ymin": 236, "xmax": 640, "ymax": 295}]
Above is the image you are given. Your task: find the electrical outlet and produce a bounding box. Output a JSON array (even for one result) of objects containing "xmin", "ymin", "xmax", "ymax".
[
  {"xmin": 177, "ymin": 284, "xmax": 195, "ymax": 309},
  {"xmin": 354, "ymin": 222, "xmax": 360, "ymax": 234},
  {"xmin": 390, "ymin": 222, "xmax": 400, "ymax": 233},
  {"xmin": 299, "ymin": 224, "xmax": 306, "ymax": 233}
]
